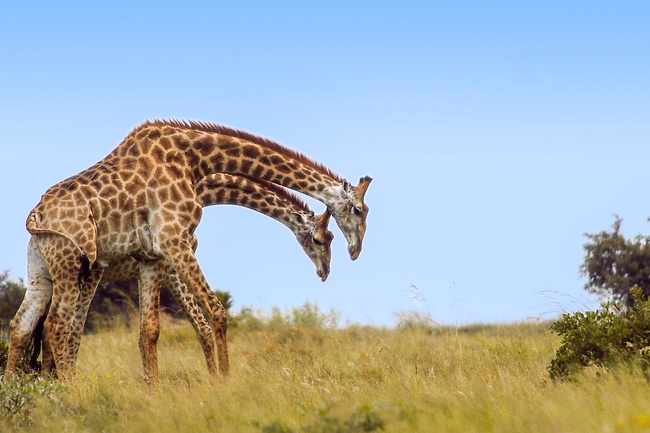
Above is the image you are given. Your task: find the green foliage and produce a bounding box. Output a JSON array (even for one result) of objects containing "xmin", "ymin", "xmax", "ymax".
[
  {"xmin": 85, "ymin": 281, "xmax": 139, "ymax": 332},
  {"xmin": 0, "ymin": 331, "xmax": 41, "ymax": 374},
  {"xmin": 231, "ymin": 303, "xmax": 339, "ymax": 331},
  {"xmin": 85, "ymin": 281, "xmax": 234, "ymax": 332},
  {"xmin": 0, "ymin": 271, "xmax": 26, "ymax": 333},
  {"xmin": 0, "ymin": 375, "xmax": 63, "ymax": 428},
  {"xmin": 229, "ymin": 306, "xmax": 264, "ymax": 331},
  {"xmin": 268, "ymin": 303, "xmax": 340, "ymax": 329},
  {"xmin": 345, "ymin": 405, "xmax": 385, "ymax": 432},
  {"xmin": 285, "ymin": 303, "xmax": 340, "ymax": 328},
  {"xmin": 256, "ymin": 403, "xmax": 385, "ymax": 433},
  {"xmin": 582, "ymin": 216, "xmax": 650, "ymax": 305},
  {"xmin": 256, "ymin": 420, "xmax": 294, "ymax": 433},
  {"xmin": 549, "ymin": 288, "xmax": 650, "ymax": 380},
  {"xmin": 214, "ymin": 290, "xmax": 233, "ymax": 312},
  {"xmin": 562, "ymin": 216, "xmax": 650, "ymax": 380}
]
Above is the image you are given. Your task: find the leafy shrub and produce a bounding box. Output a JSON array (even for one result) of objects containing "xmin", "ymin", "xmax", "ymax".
[
  {"xmin": 549, "ymin": 287, "xmax": 650, "ymax": 380},
  {"xmin": 345, "ymin": 405, "xmax": 385, "ymax": 432},
  {"xmin": 84, "ymin": 284, "xmax": 234, "ymax": 332},
  {"xmin": 229, "ymin": 307, "xmax": 264, "ymax": 331},
  {"xmin": 0, "ymin": 375, "xmax": 63, "ymax": 428},
  {"xmin": 0, "ymin": 332, "xmax": 41, "ymax": 374},
  {"xmin": 0, "ymin": 271, "xmax": 27, "ymax": 334},
  {"xmin": 232, "ymin": 303, "xmax": 340, "ymax": 332},
  {"xmin": 256, "ymin": 421, "xmax": 294, "ymax": 433},
  {"xmin": 256, "ymin": 403, "xmax": 384, "ymax": 433},
  {"xmin": 286, "ymin": 303, "xmax": 340, "ymax": 328}
]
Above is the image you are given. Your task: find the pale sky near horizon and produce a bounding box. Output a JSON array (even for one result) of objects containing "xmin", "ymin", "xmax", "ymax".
[{"xmin": 1, "ymin": 2, "xmax": 649, "ymax": 326}]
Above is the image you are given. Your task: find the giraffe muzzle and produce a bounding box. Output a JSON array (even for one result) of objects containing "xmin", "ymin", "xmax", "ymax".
[
  {"xmin": 317, "ymin": 265, "xmax": 330, "ymax": 282},
  {"xmin": 348, "ymin": 243, "xmax": 362, "ymax": 261}
]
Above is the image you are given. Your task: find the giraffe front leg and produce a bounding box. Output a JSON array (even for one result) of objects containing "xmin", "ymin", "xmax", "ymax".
[
  {"xmin": 138, "ymin": 260, "xmax": 165, "ymax": 383},
  {"xmin": 5, "ymin": 237, "xmax": 53, "ymax": 378},
  {"xmin": 164, "ymin": 269, "xmax": 218, "ymax": 376},
  {"xmin": 162, "ymin": 243, "xmax": 229, "ymax": 376}
]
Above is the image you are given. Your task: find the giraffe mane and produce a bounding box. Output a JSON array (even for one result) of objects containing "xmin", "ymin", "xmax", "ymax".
[
  {"xmin": 136, "ymin": 119, "xmax": 344, "ymax": 183},
  {"xmin": 201, "ymin": 173, "xmax": 312, "ymax": 212},
  {"xmin": 243, "ymin": 176, "xmax": 311, "ymax": 213}
]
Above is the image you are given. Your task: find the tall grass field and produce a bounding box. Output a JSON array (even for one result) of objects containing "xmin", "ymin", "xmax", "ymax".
[{"xmin": 3, "ymin": 311, "xmax": 650, "ymax": 432}]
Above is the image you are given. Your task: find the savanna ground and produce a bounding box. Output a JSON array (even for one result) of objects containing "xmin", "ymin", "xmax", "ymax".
[{"xmin": 3, "ymin": 310, "xmax": 650, "ymax": 433}]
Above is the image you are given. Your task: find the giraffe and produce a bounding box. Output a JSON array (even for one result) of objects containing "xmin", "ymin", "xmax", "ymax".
[
  {"xmin": 32, "ymin": 173, "xmax": 333, "ymax": 381},
  {"xmin": 8, "ymin": 119, "xmax": 371, "ymax": 379}
]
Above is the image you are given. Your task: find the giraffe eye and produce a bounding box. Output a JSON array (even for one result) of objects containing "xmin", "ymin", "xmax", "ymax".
[
  {"xmin": 352, "ymin": 206, "xmax": 362, "ymax": 216},
  {"xmin": 312, "ymin": 237, "xmax": 324, "ymax": 246}
]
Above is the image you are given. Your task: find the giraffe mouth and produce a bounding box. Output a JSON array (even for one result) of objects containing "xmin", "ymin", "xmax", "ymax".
[
  {"xmin": 349, "ymin": 244, "xmax": 361, "ymax": 261},
  {"xmin": 317, "ymin": 266, "xmax": 329, "ymax": 282}
]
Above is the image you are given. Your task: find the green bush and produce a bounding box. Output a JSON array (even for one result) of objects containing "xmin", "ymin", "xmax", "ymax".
[
  {"xmin": 0, "ymin": 332, "xmax": 42, "ymax": 374},
  {"xmin": 256, "ymin": 403, "xmax": 385, "ymax": 433},
  {"xmin": 0, "ymin": 271, "xmax": 27, "ymax": 334},
  {"xmin": 229, "ymin": 307, "xmax": 264, "ymax": 331},
  {"xmin": 231, "ymin": 303, "xmax": 340, "ymax": 332},
  {"xmin": 549, "ymin": 288, "xmax": 650, "ymax": 380},
  {"xmin": 0, "ymin": 375, "xmax": 63, "ymax": 428}
]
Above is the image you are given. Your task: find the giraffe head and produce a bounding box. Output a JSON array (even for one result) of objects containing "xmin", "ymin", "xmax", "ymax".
[
  {"xmin": 292, "ymin": 209, "xmax": 333, "ymax": 281},
  {"xmin": 327, "ymin": 176, "xmax": 372, "ymax": 261}
]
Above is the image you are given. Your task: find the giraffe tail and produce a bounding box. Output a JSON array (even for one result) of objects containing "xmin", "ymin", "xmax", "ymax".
[
  {"xmin": 26, "ymin": 211, "xmax": 92, "ymax": 287},
  {"xmin": 30, "ymin": 306, "xmax": 49, "ymax": 372}
]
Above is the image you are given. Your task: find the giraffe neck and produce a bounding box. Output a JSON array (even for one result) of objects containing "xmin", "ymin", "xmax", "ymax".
[
  {"xmin": 108, "ymin": 119, "xmax": 370, "ymax": 261},
  {"xmin": 119, "ymin": 120, "xmax": 346, "ymax": 205},
  {"xmin": 195, "ymin": 174, "xmax": 313, "ymax": 231}
]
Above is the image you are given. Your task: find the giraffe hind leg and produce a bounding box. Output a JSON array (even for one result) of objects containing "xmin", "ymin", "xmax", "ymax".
[
  {"xmin": 66, "ymin": 266, "xmax": 104, "ymax": 367},
  {"xmin": 30, "ymin": 263, "xmax": 102, "ymax": 378},
  {"xmin": 5, "ymin": 237, "xmax": 53, "ymax": 377},
  {"xmin": 37, "ymin": 235, "xmax": 87, "ymax": 380}
]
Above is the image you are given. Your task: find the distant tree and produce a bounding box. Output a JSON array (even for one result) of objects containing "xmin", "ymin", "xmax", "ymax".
[
  {"xmin": 582, "ymin": 216, "xmax": 650, "ymax": 306},
  {"xmin": 85, "ymin": 281, "xmax": 234, "ymax": 331},
  {"xmin": 0, "ymin": 268, "xmax": 233, "ymax": 333},
  {"xmin": 84, "ymin": 280, "xmax": 139, "ymax": 331},
  {"xmin": 214, "ymin": 290, "xmax": 233, "ymax": 312},
  {"xmin": 0, "ymin": 271, "xmax": 26, "ymax": 331}
]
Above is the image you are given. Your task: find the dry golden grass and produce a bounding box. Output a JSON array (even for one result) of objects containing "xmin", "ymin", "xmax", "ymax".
[{"xmin": 9, "ymin": 318, "xmax": 650, "ymax": 432}]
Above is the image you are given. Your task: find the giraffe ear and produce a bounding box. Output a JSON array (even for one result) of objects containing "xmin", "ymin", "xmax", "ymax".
[{"xmin": 291, "ymin": 212, "xmax": 309, "ymax": 225}]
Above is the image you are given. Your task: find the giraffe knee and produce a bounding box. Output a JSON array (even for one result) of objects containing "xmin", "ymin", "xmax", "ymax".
[
  {"xmin": 9, "ymin": 314, "xmax": 30, "ymax": 340},
  {"xmin": 196, "ymin": 321, "xmax": 212, "ymax": 343},
  {"xmin": 213, "ymin": 303, "xmax": 228, "ymax": 336}
]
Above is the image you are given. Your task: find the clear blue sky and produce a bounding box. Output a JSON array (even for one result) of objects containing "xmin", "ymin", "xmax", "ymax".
[{"xmin": 1, "ymin": 2, "xmax": 649, "ymax": 326}]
